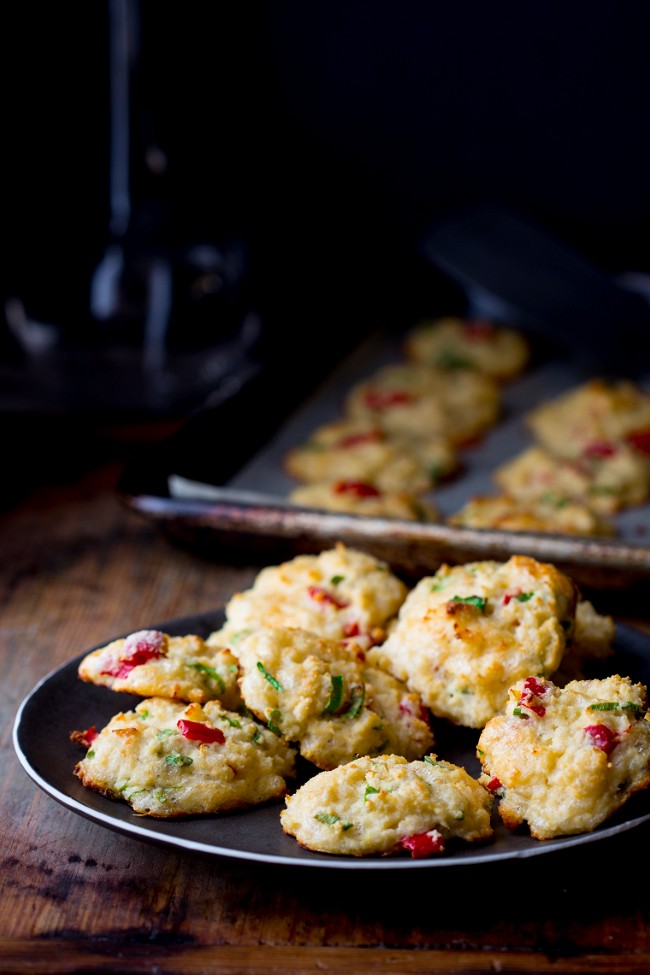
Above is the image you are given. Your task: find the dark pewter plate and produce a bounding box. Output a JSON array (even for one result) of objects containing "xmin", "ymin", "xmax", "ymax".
[
  {"xmin": 119, "ymin": 330, "xmax": 650, "ymax": 590},
  {"xmin": 13, "ymin": 610, "xmax": 650, "ymax": 870}
]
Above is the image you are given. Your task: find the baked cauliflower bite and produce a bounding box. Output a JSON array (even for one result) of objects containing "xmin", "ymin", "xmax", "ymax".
[
  {"xmin": 477, "ymin": 675, "xmax": 650, "ymax": 839},
  {"xmin": 343, "ymin": 362, "xmax": 501, "ymax": 446},
  {"xmin": 208, "ymin": 544, "xmax": 409, "ymax": 653},
  {"xmin": 447, "ymin": 492, "xmax": 615, "ymax": 537},
  {"xmin": 283, "ymin": 418, "xmax": 457, "ymax": 493},
  {"xmin": 403, "ymin": 316, "xmax": 530, "ymax": 382},
  {"xmin": 78, "ymin": 630, "xmax": 242, "ymax": 709},
  {"xmin": 494, "ymin": 444, "xmax": 650, "ymax": 515},
  {"xmin": 235, "ymin": 626, "xmax": 434, "ymax": 769},
  {"xmin": 288, "ymin": 481, "xmax": 439, "ymax": 522},
  {"xmin": 280, "ymin": 754, "xmax": 493, "ymax": 857},
  {"xmin": 526, "ymin": 378, "xmax": 650, "ymax": 461},
  {"xmin": 372, "ymin": 555, "xmax": 578, "ymax": 729},
  {"xmin": 73, "ymin": 697, "xmax": 296, "ymax": 817}
]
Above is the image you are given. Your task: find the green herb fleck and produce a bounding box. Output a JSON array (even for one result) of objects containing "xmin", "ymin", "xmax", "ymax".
[
  {"xmin": 330, "ymin": 574, "xmax": 345, "ymax": 585},
  {"xmin": 165, "ymin": 753, "xmax": 193, "ymax": 767},
  {"xmin": 251, "ymin": 728, "xmax": 262, "ymax": 744},
  {"xmin": 267, "ymin": 709, "xmax": 283, "ymax": 737},
  {"xmin": 342, "ymin": 683, "xmax": 366, "ymax": 718},
  {"xmin": 589, "ymin": 701, "xmax": 642, "ymax": 713},
  {"xmin": 314, "ymin": 811, "xmax": 353, "ymax": 830},
  {"xmin": 364, "ymin": 784, "xmax": 380, "ymax": 801},
  {"xmin": 138, "ymin": 710, "xmax": 149, "ymax": 720},
  {"xmin": 322, "ymin": 674, "xmax": 344, "ymax": 715},
  {"xmin": 424, "ymin": 756, "xmax": 445, "ymax": 768},
  {"xmin": 257, "ymin": 660, "xmax": 283, "ymax": 691},
  {"xmin": 451, "ymin": 595, "xmax": 487, "ymax": 610},
  {"xmin": 191, "ymin": 662, "xmax": 226, "ymax": 692},
  {"xmin": 223, "ymin": 715, "xmax": 242, "ymax": 727},
  {"xmin": 514, "ymin": 591, "xmax": 534, "ymax": 602},
  {"xmin": 513, "ymin": 707, "xmax": 529, "ymax": 719},
  {"xmin": 437, "ymin": 349, "xmax": 473, "ymax": 370},
  {"xmin": 156, "ymin": 728, "xmax": 175, "ymax": 740},
  {"xmin": 86, "ymin": 749, "xmax": 95, "ymax": 759}
]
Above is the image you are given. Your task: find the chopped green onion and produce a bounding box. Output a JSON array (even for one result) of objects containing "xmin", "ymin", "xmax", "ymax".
[
  {"xmin": 451, "ymin": 595, "xmax": 487, "ymax": 610},
  {"xmin": 364, "ymin": 784, "xmax": 380, "ymax": 801},
  {"xmin": 589, "ymin": 701, "xmax": 643, "ymax": 713},
  {"xmin": 513, "ymin": 707, "xmax": 529, "ymax": 718},
  {"xmin": 138, "ymin": 710, "xmax": 149, "ymax": 720},
  {"xmin": 314, "ymin": 811, "xmax": 353, "ymax": 830},
  {"xmin": 322, "ymin": 674, "xmax": 344, "ymax": 714},
  {"xmin": 342, "ymin": 683, "xmax": 365, "ymax": 718},
  {"xmin": 330, "ymin": 575, "xmax": 345, "ymax": 585},
  {"xmin": 251, "ymin": 728, "xmax": 262, "ymax": 744},
  {"xmin": 424, "ymin": 756, "xmax": 445, "ymax": 767},
  {"xmin": 165, "ymin": 753, "xmax": 193, "ymax": 767},
  {"xmin": 191, "ymin": 662, "xmax": 226, "ymax": 692},
  {"xmin": 223, "ymin": 715, "xmax": 242, "ymax": 727},
  {"xmin": 257, "ymin": 661, "xmax": 283, "ymax": 691},
  {"xmin": 86, "ymin": 749, "xmax": 95, "ymax": 759},
  {"xmin": 156, "ymin": 728, "xmax": 175, "ymax": 739},
  {"xmin": 515, "ymin": 592, "xmax": 534, "ymax": 602},
  {"xmin": 267, "ymin": 709, "xmax": 283, "ymax": 736}
]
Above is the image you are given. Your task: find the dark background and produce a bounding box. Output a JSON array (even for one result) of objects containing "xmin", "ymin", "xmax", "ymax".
[{"xmin": 4, "ymin": 1, "xmax": 650, "ymax": 416}]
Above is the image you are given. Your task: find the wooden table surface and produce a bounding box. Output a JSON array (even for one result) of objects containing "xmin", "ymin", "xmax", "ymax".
[{"xmin": 2, "ymin": 428, "xmax": 650, "ymax": 975}]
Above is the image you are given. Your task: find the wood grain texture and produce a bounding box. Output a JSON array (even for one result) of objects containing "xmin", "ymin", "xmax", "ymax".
[{"xmin": 2, "ymin": 457, "xmax": 650, "ymax": 973}]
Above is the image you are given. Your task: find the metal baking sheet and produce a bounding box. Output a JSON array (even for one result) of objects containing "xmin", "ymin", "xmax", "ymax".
[{"xmin": 123, "ymin": 329, "xmax": 650, "ymax": 587}]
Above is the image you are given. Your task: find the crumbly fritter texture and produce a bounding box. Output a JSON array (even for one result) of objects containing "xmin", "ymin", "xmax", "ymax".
[
  {"xmin": 343, "ymin": 362, "xmax": 501, "ymax": 446},
  {"xmin": 288, "ymin": 481, "xmax": 439, "ymax": 522},
  {"xmin": 73, "ymin": 697, "xmax": 296, "ymax": 817},
  {"xmin": 280, "ymin": 754, "xmax": 493, "ymax": 857},
  {"xmin": 283, "ymin": 418, "xmax": 457, "ymax": 493},
  {"xmin": 477, "ymin": 675, "xmax": 650, "ymax": 839},
  {"xmin": 372, "ymin": 555, "xmax": 578, "ymax": 728},
  {"xmin": 235, "ymin": 626, "xmax": 434, "ymax": 769},
  {"xmin": 447, "ymin": 492, "xmax": 615, "ymax": 536},
  {"xmin": 495, "ymin": 444, "xmax": 650, "ymax": 515},
  {"xmin": 78, "ymin": 631, "xmax": 242, "ymax": 709},
  {"xmin": 403, "ymin": 316, "xmax": 530, "ymax": 381},
  {"xmin": 526, "ymin": 379, "xmax": 650, "ymax": 460},
  {"xmin": 208, "ymin": 543, "xmax": 409, "ymax": 653}
]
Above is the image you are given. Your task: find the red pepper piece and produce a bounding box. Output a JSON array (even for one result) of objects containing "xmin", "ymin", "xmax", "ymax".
[
  {"xmin": 307, "ymin": 586, "xmax": 349, "ymax": 609},
  {"xmin": 584, "ymin": 724, "xmax": 618, "ymax": 754},
  {"xmin": 100, "ymin": 630, "xmax": 167, "ymax": 678},
  {"xmin": 502, "ymin": 587, "xmax": 521, "ymax": 605},
  {"xmin": 627, "ymin": 429, "xmax": 650, "ymax": 456},
  {"xmin": 487, "ymin": 776, "xmax": 503, "ymax": 793},
  {"xmin": 343, "ymin": 621, "xmax": 360, "ymax": 638},
  {"xmin": 517, "ymin": 677, "xmax": 547, "ymax": 717},
  {"xmin": 400, "ymin": 829, "xmax": 445, "ymax": 858},
  {"xmin": 78, "ymin": 726, "xmax": 98, "ymax": 748},
  {"xmin": 583, "ymin": 440, "xmax": 617, "ymax": 459},
  {"xmin": 336, "ymin": 430, "xmax": 383, "ymax": 448},
  {"xmin": 334, "ymin": 480, "xmax": 381, "ymax": 498},
  {"xmin": 364, "ymin": 389, "xmax": 413, "ymax": 410},
  {"xmin": 464, "ymin": 318, "xmax": 496, "ymax": 341},
  {"xmin": 177, "ymin": 719, "xmax": 226, "ymax": 744}
]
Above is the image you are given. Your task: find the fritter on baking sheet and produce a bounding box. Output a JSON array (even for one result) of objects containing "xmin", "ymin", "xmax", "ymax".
[
  {"xmin": 73, "ymin": 697, "xmax": 296, "ymax": 817},
  {"xmin": 288, "ymin": 480, "xmax": 439, "ymax": 522},
  {"xmin": 78, "ymin": 630, "xmax": 242, "ymax": 710},
  {"xmin": 371, "ymin": 555, "xmax": 578, "ymax": 729},
  {"xmin": 526, "ymin": 378, "xmax": 650, "ymax": 460},
  {"xmin": 477, "ymin": 675, "xmax": 650, "ymax": 839},
  {"xmin": 403, "ymin": 316, "xmax": 530, "ymax": 381},
  {"xmin": 280, "ymin": 753, "xmax": 493, "ymax": 857},
  {"xmin": 284, "ymin": 417, "xmax": 457, "ymax": 493},
  {"xmin": 494, "ymin": 443, "xmax": 650, "ymax": 515},
  {"xmin": 208, "ymin": 543, "xmax": 409, "ymax": 653},
  {"xmin": 447, "ymin": 492, "xmax": 615, "ymax": 536},
  {"xmin": 343, "ymin": 361, "xmax": 501, "ymax": 446},
  {"xmin": 235, "ymin": 626, "xmax": 434, "ymax": 769}
]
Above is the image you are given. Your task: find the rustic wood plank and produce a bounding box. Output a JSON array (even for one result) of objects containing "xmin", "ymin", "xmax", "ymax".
[{"xmin": 1, "ymin": 942, "xmax": 650, "ymax": 975}]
